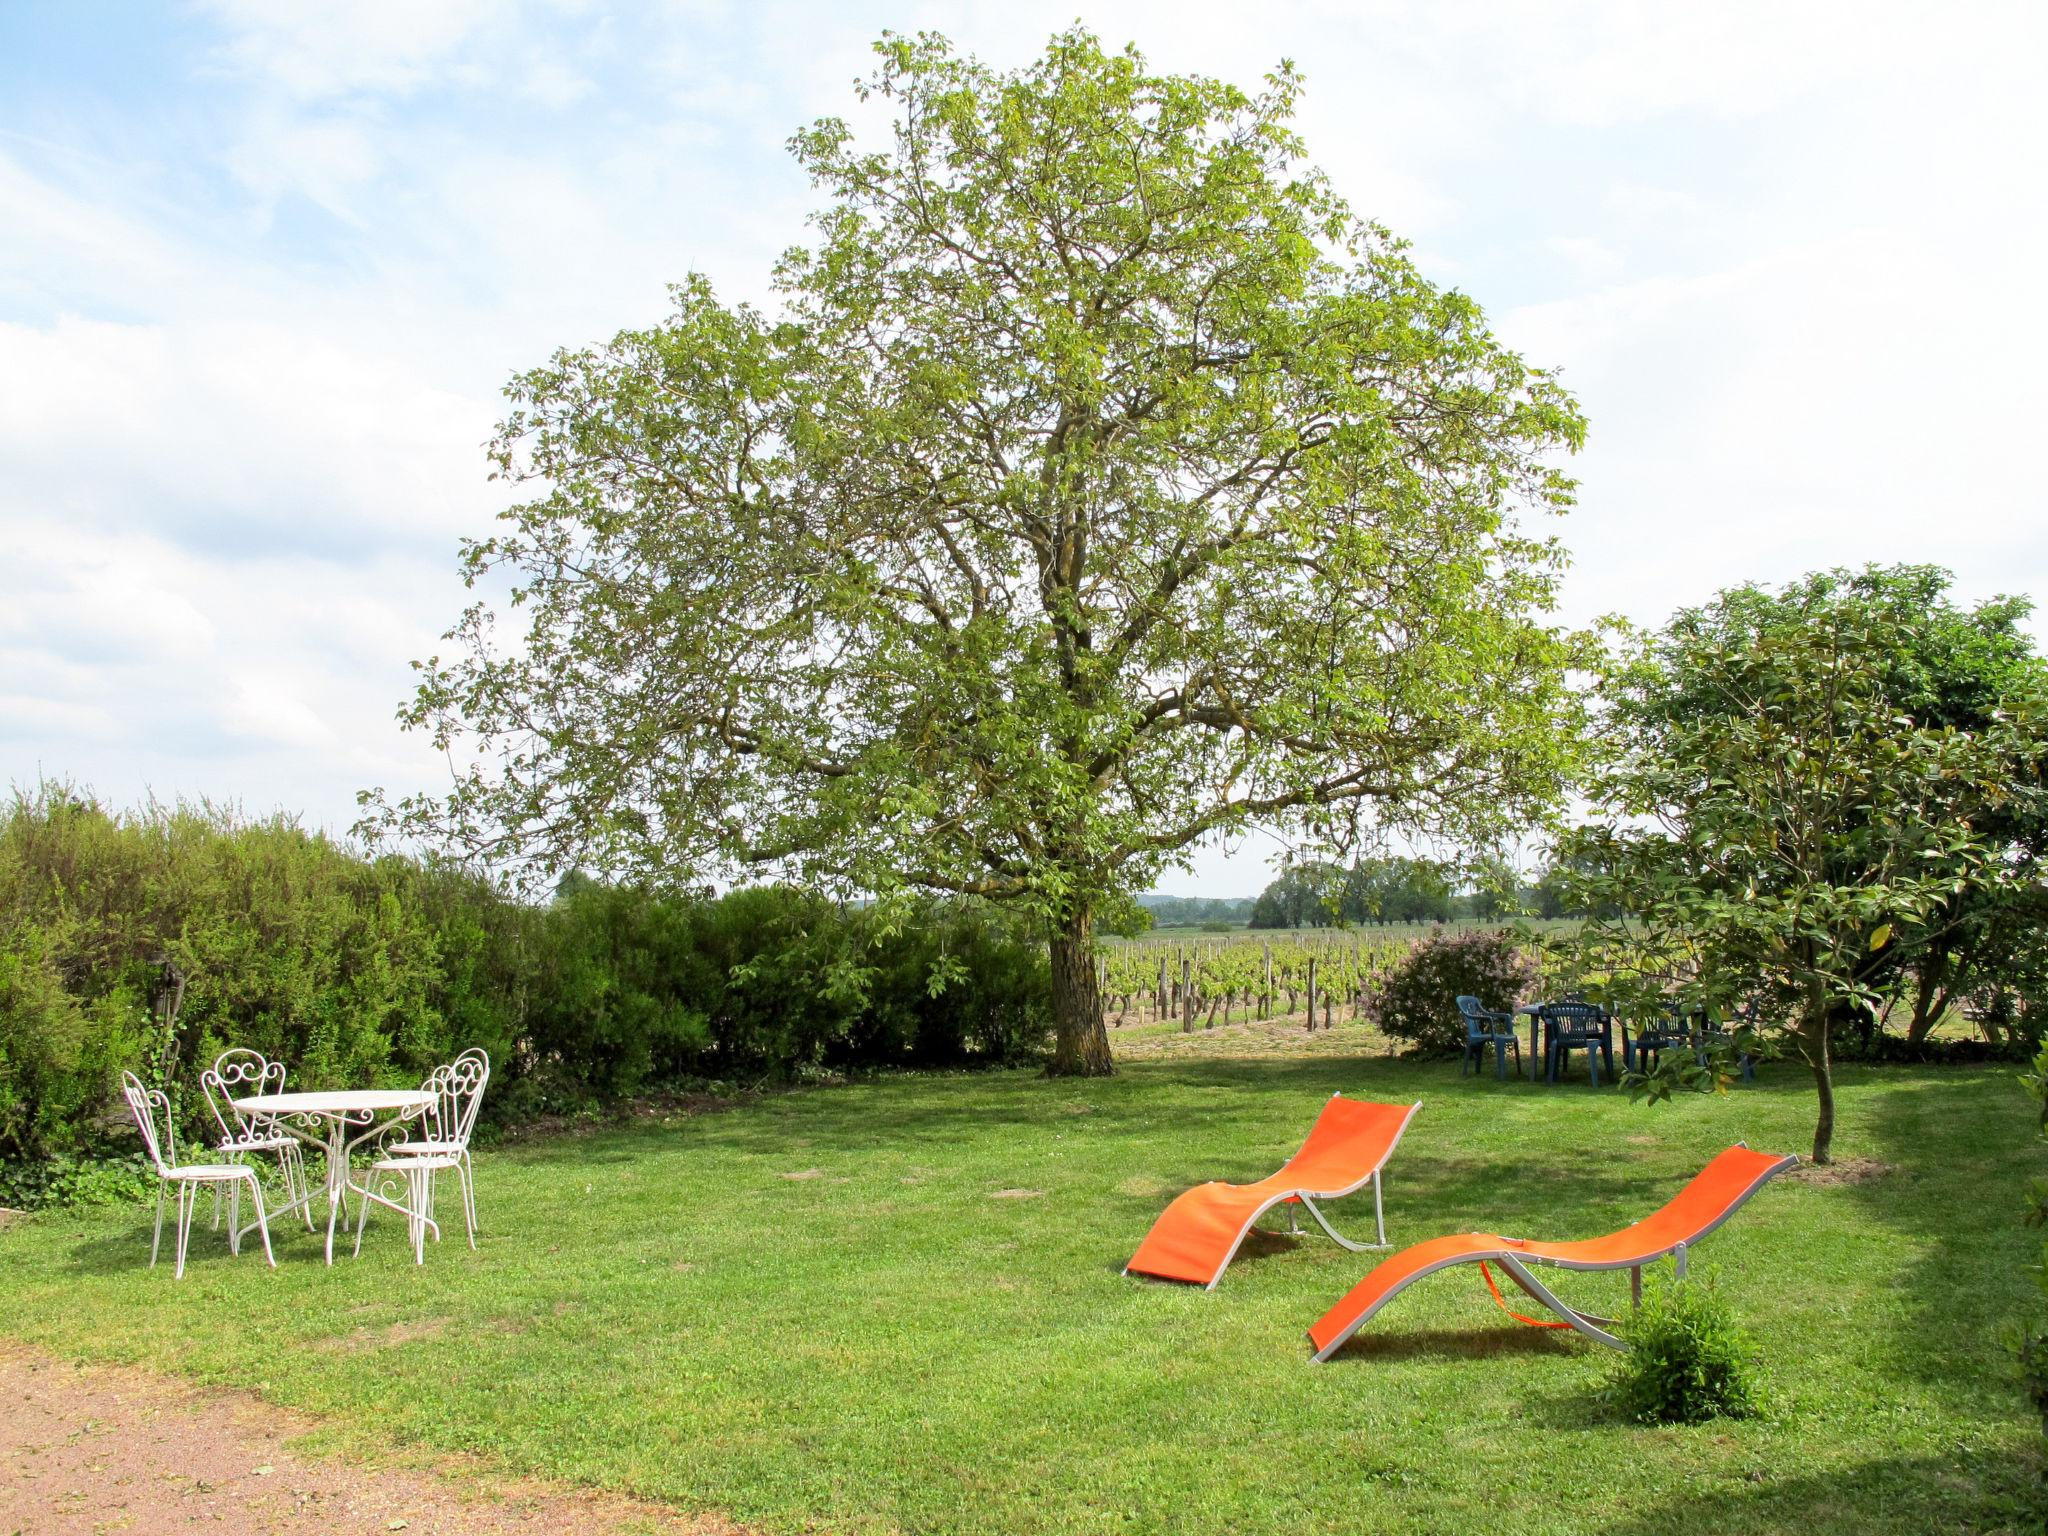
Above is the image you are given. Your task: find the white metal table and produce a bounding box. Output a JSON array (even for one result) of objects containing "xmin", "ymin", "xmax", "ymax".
[{"xmin": 234, "ymin": 1089, "xmax": 434, "ymax": 1264}]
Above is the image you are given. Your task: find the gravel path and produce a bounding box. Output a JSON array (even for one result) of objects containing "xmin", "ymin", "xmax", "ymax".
[{"xmin": 0, "ymin": 1343, "xmax": 739, "ymax": 1535}]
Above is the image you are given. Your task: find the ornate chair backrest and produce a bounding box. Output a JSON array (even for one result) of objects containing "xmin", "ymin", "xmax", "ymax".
[
  {"xmin": 121, "ymin": 1069, "xmax": 176, "ymax": 1176},
  {"xmin": 201, "ymin": 1049, "xmax": 285, "ymax": 1146},
  {"xmin": 426, "ymin": 1048, "xmax": 490, "ymax": 1149}
]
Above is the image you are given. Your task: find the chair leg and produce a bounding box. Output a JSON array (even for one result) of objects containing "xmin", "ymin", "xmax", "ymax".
[
  {"xmin": 245, "ymin": 1174, "xmax": 276, "ymax": 1268},
  {"xmin": 174, "ymin": 1183, "xmax": 194, "ymax": 1280},
  {"xmin": 150, "ymin": 1184, "xmax": 166, "ymax": 1268},
  {"xmin": 1494, "ymin": 1255, "xmax": 1625, "ymax": 1350},
  {"xmin": 411, "ymin": 1168, "xmax": 428, "ymax": 1265},
  {"xmin": 460, "ymin": 1152, "xmax": 477, "ymax": 1246},
  {"xmin": 1299, "ymin": 1192, "xmax": 1391, "ymax": 1253},
  {"xmin": 227, "ymin": 1178, "xmax": 242, "ymax": 1256}
]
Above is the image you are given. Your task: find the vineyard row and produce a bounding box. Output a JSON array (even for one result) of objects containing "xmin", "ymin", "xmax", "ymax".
[{"xmin": 1094, "ymin": 931, "xmax": 1565, "ymax": 1033}]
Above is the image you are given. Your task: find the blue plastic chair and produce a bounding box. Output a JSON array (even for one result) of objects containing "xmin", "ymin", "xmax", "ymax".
[
  {"xmin": 1541, "ymin": 1001, "xmax": 1614, "ymax": 1086},
  {"xmin": 1623, "ymin": 1003, "xmax": 1696, "ymax": 1074},
  {"xmin": 1456, "ymin": 995, "xmax": 1521, "ymax": 1080}
]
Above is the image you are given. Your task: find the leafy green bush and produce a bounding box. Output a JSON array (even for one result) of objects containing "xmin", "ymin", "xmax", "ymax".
[
  {"xmin": 1609, "ymin": 1274, "xmax": 1764, "ymax": 1424},
  {"xmin": 526, "ymin": 884, "xmax": 1051, "ymax": 1089},
  {"xmin": 0, "ymin": 788, "xmax": 495, "ymax": 1162},
  {"xmin": 0, "ymin": 1151, "xmax": 156, "ymax": 1211},
  {"xmin": 0, "ymin": 787, "xmax": 1054, "ymax": 1195},
  {"xmin": 1364, "ymin": 927, "xmax": 1537, "ymax": 1055}
]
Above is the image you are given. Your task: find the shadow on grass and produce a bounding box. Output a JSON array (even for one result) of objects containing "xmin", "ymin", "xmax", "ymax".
[
  {"xmin": 1222, "ymin": 1226, "xmax": 1302, "ymax": 1267},
  {"xmin": 1319, "ymin": 1323, "xmax": 1579, "ymax": 1364},
  {"xmin": 63, "ymin": 1220, "xmax": 309, "ymax": 1278},
  {"xmin": 57, "ymin": 1190, "xmax": 412, "ymax": 1278},
  {"xmin": 1595, "ymin": 1451, "xmax": 2044, "ymax": 1536},
  {"xmin": 1838, "ymin": 1068, "xmax": 2045, "ymax": 1395}
]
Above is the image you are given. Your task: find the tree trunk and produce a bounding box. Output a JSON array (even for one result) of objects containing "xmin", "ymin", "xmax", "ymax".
[
  {"xmin": 1800, "ymin": 1007, "xmax": 1836, "ymax": 1164},
  {"xmin": 1906, "ymin": 949, "xmax": 1951, "ymax": 1046},
  {"xmin": 1048, "ymin": 908, "xmax": 1114, "ymax": 1077},
  {"xmin": 151, "ymin": 957, "xmax": 190, "ymax": 1087}
]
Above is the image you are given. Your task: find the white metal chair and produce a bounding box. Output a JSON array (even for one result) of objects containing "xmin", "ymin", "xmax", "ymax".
[
  {"xmin": 199, "ymin": 1048, "xmax": 313, "ymax": 1234},
  {"xmin": 354, "ymin": 1048, "xmax": 489, "ymax": 1263},
  {"xmin": 121, "ymin": 1069, "xmax": 277, "ymax": 1279}
]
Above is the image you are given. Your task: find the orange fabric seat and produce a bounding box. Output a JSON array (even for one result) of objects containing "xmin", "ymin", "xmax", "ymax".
[
  {"xmin": 1307, "ymin": 1143, "xmax": 1796, "ymax": 1360},
  {"xmin": 1125, "ymin": 1096, "xmax": 1420, "ymax": 1289}
]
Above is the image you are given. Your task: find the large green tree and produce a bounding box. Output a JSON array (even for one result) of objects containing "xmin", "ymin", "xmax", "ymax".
[
  {"xmin": 1558, "ymin": 566, "xmax": 2047, "ymax": 1161},
  {"xmin": 366, "ymin": 29, "xmax": 1588, "ymax": 1075}
]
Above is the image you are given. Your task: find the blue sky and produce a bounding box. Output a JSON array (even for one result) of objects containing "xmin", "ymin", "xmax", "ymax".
[{"xmin": 3, "ymin": 1, "xmax": 2044, "ymax": 896}]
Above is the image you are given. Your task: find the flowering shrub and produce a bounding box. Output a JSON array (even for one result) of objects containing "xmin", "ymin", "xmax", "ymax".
[{"xmin": 1364, "ymin": 927, "xmax": 1537, "ymax": 1055}]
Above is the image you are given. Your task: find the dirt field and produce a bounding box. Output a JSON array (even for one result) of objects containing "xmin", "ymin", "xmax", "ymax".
[{"xmin": 0, "ymin": 1344, "xmax": 737, "ymax": 1536}]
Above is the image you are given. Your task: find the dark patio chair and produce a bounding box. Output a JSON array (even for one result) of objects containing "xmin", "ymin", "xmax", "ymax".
[
  {"xmin": 1699, "ymin": 1004, "xmax": 1758, "ymax": 1083},
  {"xmin": 1622, "ymin": 1002, "xmax": 1698, "ymax": 1074},
  {"xmin": 1456, "ymin": 995, "xmax": 1521, "ymax": 1080},
  {"xmin": 1541, "ymin": 1001, "xmax": 1614, "ymax": 1086}
]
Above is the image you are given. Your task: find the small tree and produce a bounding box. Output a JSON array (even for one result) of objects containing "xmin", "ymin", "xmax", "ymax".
[
  {"xmin": 365, "ymin": 28, "xmax": 1588, "ymax": 1076},
  {"xmin": 1559, "ymin": 566, "xmax": 2046, "ymax": 1162}
]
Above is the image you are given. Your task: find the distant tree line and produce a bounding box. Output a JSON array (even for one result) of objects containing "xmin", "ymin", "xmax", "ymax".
[
  {"xmin": 1134, "ymin": 894, "xmax": 1257, "ymax": 930},
  {"xmin": 1245, "ymin": 855, "xmax": 1603, "ymax": 929}
]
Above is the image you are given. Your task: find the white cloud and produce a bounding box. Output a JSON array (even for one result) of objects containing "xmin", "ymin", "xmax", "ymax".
[
  {"xmin": 221, "ymin": 672, "xmax": 339, "ymax": 748},
  {"xmin": 0, "ymin": 313, "xmax": 498, "ymax": 551},
  {"xmin": 194, "ymin": 0, "xmax": 513, "ymax": 102}
]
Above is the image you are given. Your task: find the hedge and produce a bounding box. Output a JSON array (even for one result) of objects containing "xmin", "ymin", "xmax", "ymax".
[{"xmin": 0, "ymin": 789, "xmax": 1052, "ymax": 1185}]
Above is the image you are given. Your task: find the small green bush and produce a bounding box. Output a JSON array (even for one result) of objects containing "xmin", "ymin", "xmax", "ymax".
[
  {"xmin": 1609, "ymin": 1274, "xmax": 1764, "ymax": 1424},
  {"xmin": 0, "ymin": 1152, "xmax": 156, "ymax": 1211},
  {"xmin": 1364, "ymin": 927, "xmax": 1537, "ymax": 1055}
]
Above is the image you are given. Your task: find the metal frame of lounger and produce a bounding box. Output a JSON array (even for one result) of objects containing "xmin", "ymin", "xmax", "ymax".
[
  {"xmin": 1126, "ymin": 1096, "xmax": 1421, "ymax": 1290},
  {"xmin": 1307, "ymin": 1142, "xmax": 1797, "ymax": 1361}
]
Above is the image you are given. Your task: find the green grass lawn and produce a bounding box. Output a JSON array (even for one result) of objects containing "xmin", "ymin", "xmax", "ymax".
[{"xmin": 2, "ymin": 1031, "xmax": 2041, "ymax": 1534}]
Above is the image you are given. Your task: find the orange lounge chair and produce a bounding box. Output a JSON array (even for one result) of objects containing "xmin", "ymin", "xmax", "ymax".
[
  {"xmin": 1307, "ymin": 1143, "xmax": 1796, "ymax": 1360},
  {"xmin": 1126, "ymin": 1096, "xmax": 1421, "ymax": 1289}
]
